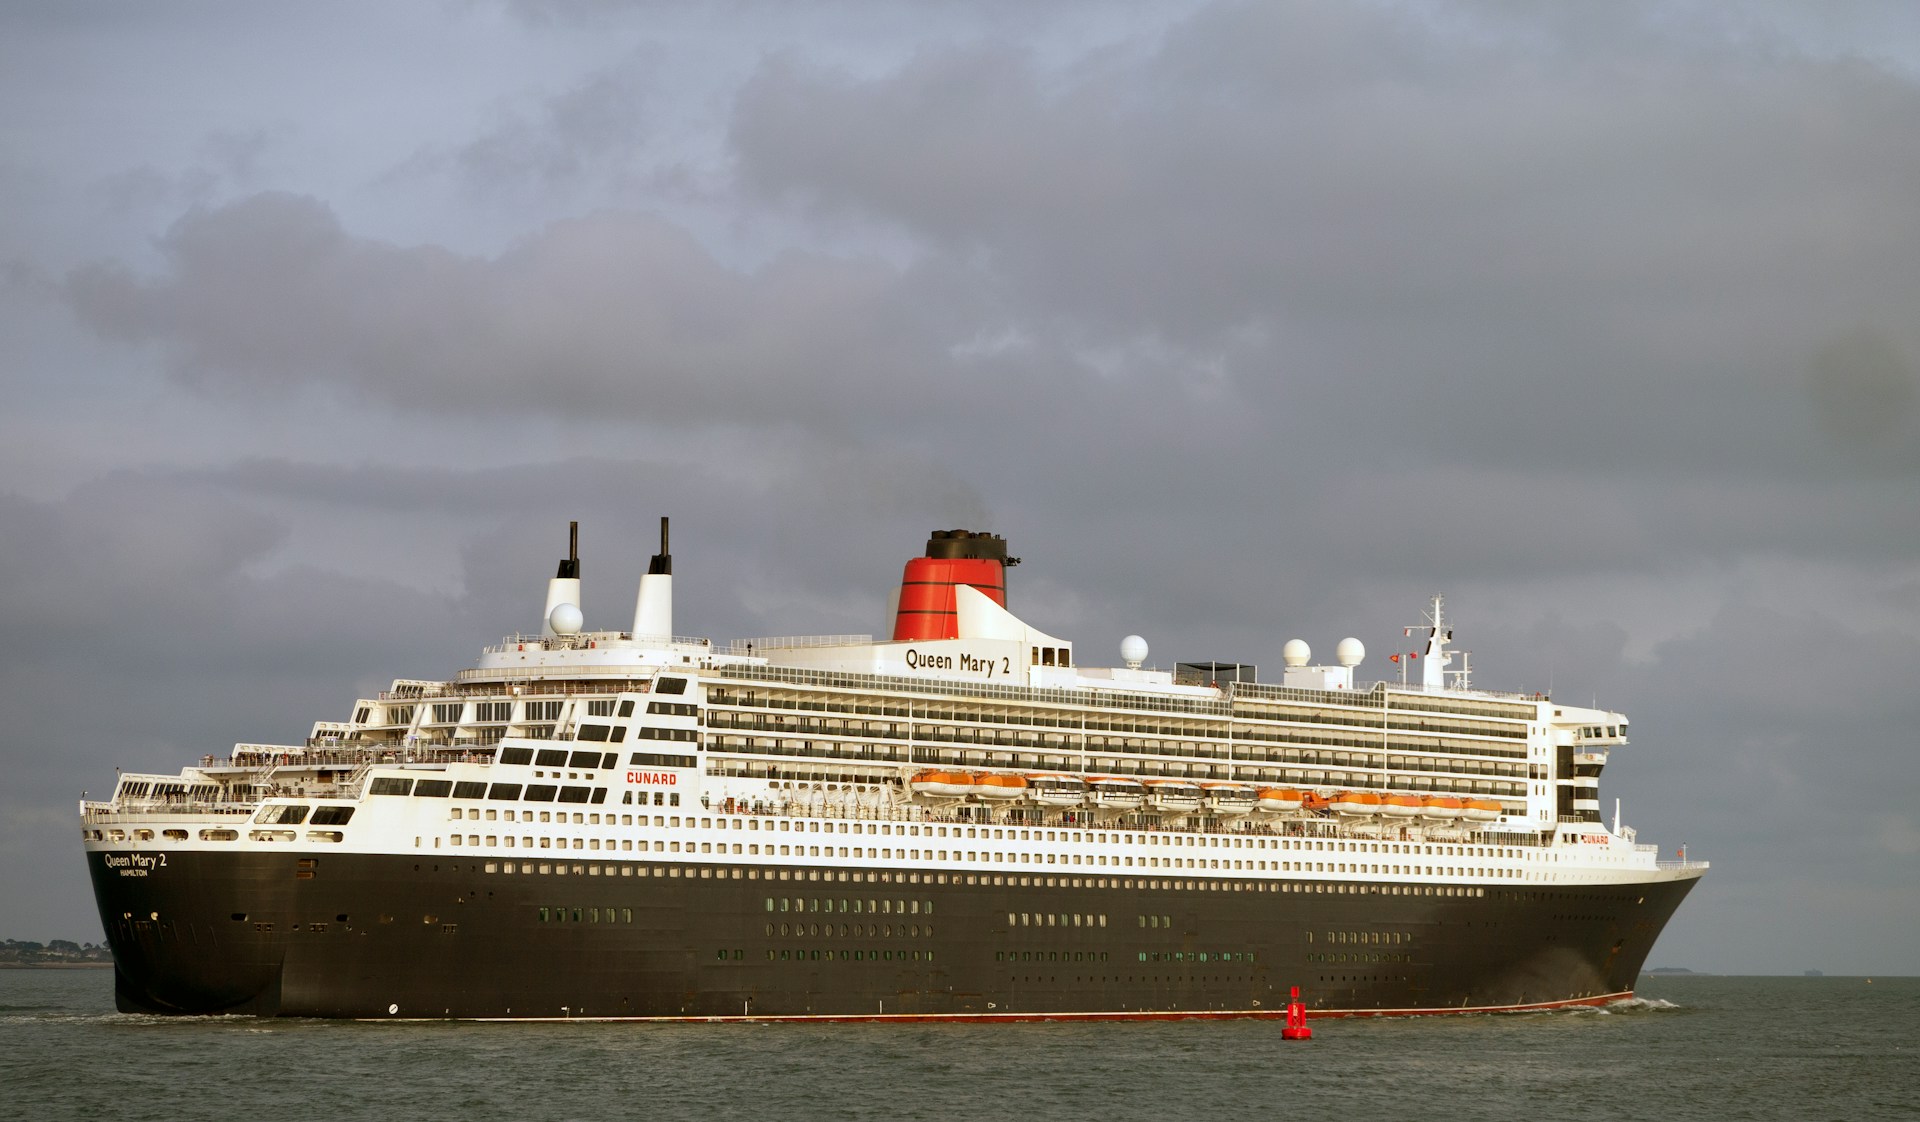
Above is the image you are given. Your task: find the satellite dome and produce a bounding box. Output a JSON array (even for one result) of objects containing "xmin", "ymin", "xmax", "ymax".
[
  {"xmin": 1282, "ymin": 639, "xmax": 1311, "ymax": 667},
  {"xmin": 1119, "ymin": 634, "xmax": 1149, "ymax": 669},
  {"xmin": 1336, "ymin": 637, "xmax": 1365, "ymax": 667},
  {"xmin": 548, "ymin": 602, "xmax": 584, "ymax": 635}
]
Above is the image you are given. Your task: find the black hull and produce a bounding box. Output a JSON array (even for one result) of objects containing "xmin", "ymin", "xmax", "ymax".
[{"xmin": 90, "ymin": 849, "xmax": 1696, "ymax": 1019}]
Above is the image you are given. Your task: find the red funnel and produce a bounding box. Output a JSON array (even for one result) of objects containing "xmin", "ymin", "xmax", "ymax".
[{"xmin": 891, "ymin": 530, "xmax": 1014, "ymax": 642}]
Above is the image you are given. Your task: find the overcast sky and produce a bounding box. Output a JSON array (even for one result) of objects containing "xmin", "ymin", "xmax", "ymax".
[{"xmin": 4, "ymin": 0, "xmax": 1917, "ymax": 974}]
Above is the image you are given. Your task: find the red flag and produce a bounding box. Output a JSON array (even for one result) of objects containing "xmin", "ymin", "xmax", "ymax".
[
  {"xmin": 1389, "ymin": 653, "xmax": 1400, "ymax": 664},
  {"xmin": 1409, "ymin": 651, "xmax": 1418, "ymax": 659}
]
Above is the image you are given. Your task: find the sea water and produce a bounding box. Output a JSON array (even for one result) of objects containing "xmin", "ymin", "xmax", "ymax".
[{"xmin": 0, "ymin": 972, "xmax": 1912, "ymax": 1121}]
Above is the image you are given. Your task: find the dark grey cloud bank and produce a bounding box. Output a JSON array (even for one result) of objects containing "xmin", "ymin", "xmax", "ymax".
[{"xmin": 4, "ymin": 0, "xmax": 1917, "ymax": 972}]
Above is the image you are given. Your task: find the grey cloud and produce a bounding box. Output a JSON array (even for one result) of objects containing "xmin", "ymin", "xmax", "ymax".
[
  {"xmin": 439, "ymin": 69, "xmax": 655, "ymax": 193},
  {"xmin": 27, "ymin": 451, "xmax": 991, "ymax": 641},
  {"xmin": 1807, "ymin": 324, "xmax": 1918, "ymax": 446},
  {"xmin": 731, "ymin": 4, "xmax": 1920, "ymax": 482},
  {"xmin": 62, "ymin": 192, "xmax": 947, "ymax": 429},
  {"xmin": 197, "ymin": 126, "xmax": 278, "ymax": 184}
]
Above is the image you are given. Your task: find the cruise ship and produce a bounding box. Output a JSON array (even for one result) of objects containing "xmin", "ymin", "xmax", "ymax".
[{"xmin": 82, "ymin": 521, "xmax": 1705, "ymax": 1020}]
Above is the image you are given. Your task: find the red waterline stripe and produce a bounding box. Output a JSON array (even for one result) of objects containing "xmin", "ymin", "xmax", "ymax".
[{"xmin": 416, "ymin": 991, "xmax": 1634, "ymax": 1024}]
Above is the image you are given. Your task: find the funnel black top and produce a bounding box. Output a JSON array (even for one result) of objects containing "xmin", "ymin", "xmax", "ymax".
[
  {"xmin": 556, "ymin": 521, "xmax": 580, "ymax": 579},
  {"xmin": 924, "ymin": 529, "xmax": 1019, "ymax": 566},
  {"xmin": 648, "ymin": 516, "xmax": 672, "ymax": 576}
]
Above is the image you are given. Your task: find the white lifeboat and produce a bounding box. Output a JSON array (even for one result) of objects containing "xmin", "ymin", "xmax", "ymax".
[
  {"xmin": 1255, "ymin": 787, "xmax": 1305, "ymax": 814},
  {"xmin": 1087, "ymin": 776, "xmax": 1146, "ymax": 810},
  {"xmin": 1145, "ymin": 778, "xmax": 1204, "ymax": 812},
  {"xmin": 909, "ymin": 769, "xmax": 977, "ymax": 798},
  {"xmin": 1329, "ymin": 790, "xmax": 1383, "ymax": 816},
  {"xmin": 1202, "ymin": 782, "xmax": 1257, "ymax": 816},
  {"xmin": 1462, "ymin": 798, "xmax": 1502, "ymax": 822},
  {"xmin": 1420, "ymin": 795, "xmax": 1465, "ymax": 821},
  {"xmin": 1028, "ymin": 773, "xmax": 1089, "ymax": 807},
  {"xmin": 974, "ymin": 773, "xmax": 1030, "ymax": 801}
]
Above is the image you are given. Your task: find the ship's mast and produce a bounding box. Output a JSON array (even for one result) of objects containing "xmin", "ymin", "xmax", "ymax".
[{"xmin": 1403, "ymin": 594, "xmax": 1454, "ymax": 692}]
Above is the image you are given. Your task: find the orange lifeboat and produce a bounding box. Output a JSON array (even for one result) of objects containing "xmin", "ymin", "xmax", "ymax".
[
  {"xmin": 1420, "ymin": 795, "xmax": 1465, "ymax": 820},
  {"xmin": 1300, "ymin": 790, "xmax": 1332, "ymax": 812},
  {"xmin": 909, "ymin": 769, "xmax": 977, "ymax": 798},
  {"xmin": 974, "ymin": 773, "xmax": 1029, "ymax": 801},
  {"xmin": 1463, "ymin": 798, "xmax": 1502, "ymax": 822},
  {"xmin": 1381, "ymin": 794, "xmax": 1423, "ymax": 819},
  {"xmin": 1256, "ymin": 787, "xmax": 1306, "ymax": 813},
  {"xmin": 1329, "ymin": 790, "xmax": 1384, "ymax": 816}
]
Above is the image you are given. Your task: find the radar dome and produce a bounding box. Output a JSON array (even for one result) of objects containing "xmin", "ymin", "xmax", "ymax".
[
  {"xmin": 548, "ymin": 602, "xmax": 584, "ymax": 635},
  {"xmin": 1336, "ymin": 637, "xmax": 1365, "ymax": 667},
  {"xmin": 1119, "ymin": 634, "xmax": 1149, "ymax": 669},
  {"xmin": 1282, "ymin": 639, "xmax": 1311, "ymax": 667}
]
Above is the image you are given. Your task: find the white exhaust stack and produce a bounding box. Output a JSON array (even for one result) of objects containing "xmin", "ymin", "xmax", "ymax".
[
  {"xmin": 631, "ymin": 516, "xmax": 673, "ymax": 641},
  {"xmin": 542, "ymin": 521, "xmax": 584, "ymax": 636}
]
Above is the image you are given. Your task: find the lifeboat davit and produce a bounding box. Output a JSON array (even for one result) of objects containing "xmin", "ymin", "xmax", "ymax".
[
  {"xmin": 975, "ymin": 773, "xmax": 1030, "ymax": 801},
  {"xmin": 1029, "ymin": 774, "xmax": 1089, "ymax": 807},
  {"xmin": 1087, "ymin": 776, "xmax": 1146, "ymax": 810},
  {"xmin": 1255, "ymin": 787, "xmax": 1306, "ymax": 813},
  {"xmin": 909, "ymin": 769, "xmax": 977, "ymax": 798},
  {"xmin": 1145, "ymin": 779, "xmax": 1205, "ymax": 812},
  {"xmin": 1329, "ymin": 790, "xmax": 1383, "ymax": 816},
  {"xmin": 1381, "ymin": 794, "xmax": 1423, "ymax": 818},
  {"xmin": 1203, "ymin": 782, "xmax": 1257, "ymax": 816},
  {"xmin": 1420, "ymin": 795, "xmax": 1465, "ymax": 820},
  {"xmin": 1463, "ymin": 798, "xmax": 1502, "ymax": 822}
]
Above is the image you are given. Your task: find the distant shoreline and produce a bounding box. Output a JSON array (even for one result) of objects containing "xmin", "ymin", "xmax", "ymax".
[{"xmin": 0, "ymin": 963, "xmax": 113, "ymax": 970}]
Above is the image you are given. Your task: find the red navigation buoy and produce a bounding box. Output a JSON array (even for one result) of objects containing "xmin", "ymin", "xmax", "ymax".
[{"xmin": 1281, "ymin": 985, "xmax": 1312, "ymax": 1040}]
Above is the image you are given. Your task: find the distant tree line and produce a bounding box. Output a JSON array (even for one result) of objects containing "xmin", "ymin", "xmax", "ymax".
[{"xmin": 0, "ymin": 938, "xmax": 112, "ymax": 965}]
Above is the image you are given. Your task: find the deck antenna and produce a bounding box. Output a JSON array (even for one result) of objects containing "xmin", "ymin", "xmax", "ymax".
[{"xmin": 1448, "ymin": 650, "xmax": 1473, "ymax": 691}]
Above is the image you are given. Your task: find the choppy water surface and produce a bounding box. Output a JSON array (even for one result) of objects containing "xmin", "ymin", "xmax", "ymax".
[{"xmin": 1, "ymin": 972, "xmax": 1913, "ymax": 1121}]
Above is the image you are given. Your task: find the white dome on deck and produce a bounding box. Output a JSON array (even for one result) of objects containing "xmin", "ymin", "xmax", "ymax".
[{"xmin": 548, "ymin": 602, "xmax": 584, "ymax": 635}]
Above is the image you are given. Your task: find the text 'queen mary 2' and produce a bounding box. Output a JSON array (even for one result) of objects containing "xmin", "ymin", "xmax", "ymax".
[{"xmin": 83, "ymin": 520, "xmax": 1705, "ymax": 1020}]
